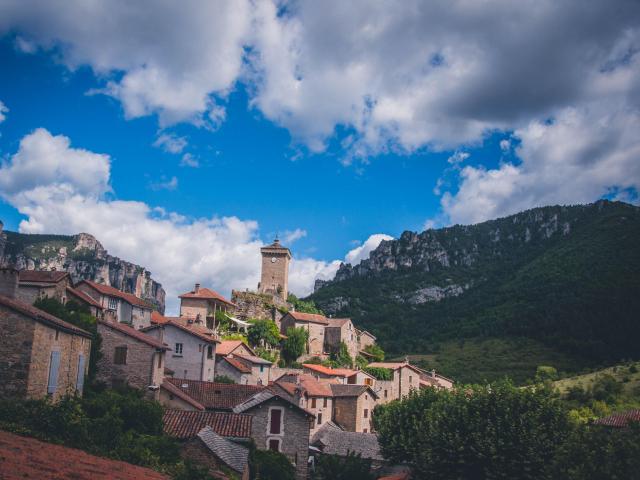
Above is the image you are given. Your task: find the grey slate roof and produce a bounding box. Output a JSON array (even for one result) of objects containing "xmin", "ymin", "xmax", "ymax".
[
  {"xmin": 197, "ymin": 426, "xmax": 248, "ymax": 474},
  {"xmin": 330, "ymin": 384, "xmax": 379, "ymax": 399},
  {"xmin": 311, "ymin": 423, "xmax": 383, "ymax": 461},
  {"xmin": 232, "ymin": 388, "xmax": 315, "ymax": 417}
]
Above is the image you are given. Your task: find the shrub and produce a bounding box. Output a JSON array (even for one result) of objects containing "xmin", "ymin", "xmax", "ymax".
[
  {"xmin": 362, "ymin": 344, "xmax": 385, "ymax": 362},
  {"xmin": 249, "ymin": 448, "xmax": 295, "ymax": 480},
  {"xmin": 363, "ymin": 367, "xmax": 392, "ymax": 381},
  {"xmin": 282, "ymin": 327, "xmax": 309, "ymax": 365},
  {"xmin": 248, "ymin": 320, "xmax": 280, "ymax": 348},
  {"xmin": 214, "ymin": 375, "xmax": 236, "ymax": 384},
  {"xmin": 313, "ymin": 451, "xmax": 373, "ymax": 480}
]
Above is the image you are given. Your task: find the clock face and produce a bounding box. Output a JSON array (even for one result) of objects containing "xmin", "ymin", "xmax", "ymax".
[{"xmin": 271, "ymin": 257, "xmax": 277, "ymax": 263}]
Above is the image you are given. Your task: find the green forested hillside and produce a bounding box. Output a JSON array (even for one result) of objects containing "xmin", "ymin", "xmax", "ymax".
[{"xmin": 309, "ymin": 201, "xmax": 640, "ymax": 383}]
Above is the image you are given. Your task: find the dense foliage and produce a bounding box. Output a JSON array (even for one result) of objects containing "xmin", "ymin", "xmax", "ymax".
[
  {"xmin": 248, "ymin": 320, "xmax": 280, "ymax": 348},
  {"xmin": 313, "ymin": 451, "xmax": 373, "ymax": 480},
  {"xmin": 248, "ymin": 447, "xmax": 295, "ymax": 480},
  {"xmin": 281, "ymin": 327, "xmax": 309, "ymax": 365},
  {"xmin": 362, "ymin": 366, "xmax": 392, "ymax": 381},
  {"xmin": 329, "ymin": 341, "xmax": 353, "ymax": 368},
  {"xmin": 34, "ymin": 298, "xmax": 102, "ymax": 382},
  {"xmin": 362, "ymin": 344, "xmax": 385, "ymax": 362},
  {"xmin": 373, "ymin": 382, "xmax": 571, "ymax": 480},
  {"xmin": 287, "ymin": 293, "xmax": 324, "ymax": 315},
  {"xmin": 310, "ymin": 201, "xmax": 640, "ymax": 383}
]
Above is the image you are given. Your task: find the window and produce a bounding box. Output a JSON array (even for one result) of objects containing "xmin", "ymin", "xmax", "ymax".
[
  {"xmin": 54, "ymin": 330, "xmax": 59, "ymax": 341},
  {"xmin": 409, "ymin": 375, "xmax": 413, "ymax": 384},
  {"xmin": 364, "ymin": 408, "xmax": 369, "ymax": 418},
  {"xmin": 207, "ymin": 345, "xmax": 213, "ymax": 359},
  {"xmin": 139, "ymin": 308, "xmax": 145, "ymax": 316},
  {"xmin": 311, "ymin": 398, "xmax": 317, "ymax": 408},
  {"xmin": 384, "ymin": 390, "xmax": 388, "ymax": 398},
  {"xmin": 175, "ymin": 343, "xmax": 183, "ymax": 355},
  {"xmin": 260, "ymin": 365, "xmax": 264, "ymax": 373},
  {"xmin": 47, "ymin": 351, "xmax": 60, "ymax": 394},
  {"xmin": 268, "ymin": 439, "xmax": 280, "ymax": 451},
  {"xmin": 269, "ymin": 408, "xmax": 283, "ymax": 435},
  {"xmin": 76, "ymin": 354, "xmax": 85, "ymax": 394},
  {"xmin": 108, "ymin": 297, "xmax": 118, "ymax": 310},
  {"xmin": 157, "ymin": 353, "xmax": 163, "ymax": 369},
  {"xmin": 323, "ymin": 397, "xmax": 328, "ymax": 408},
  {"xmin": 114, "ymin": 346, "xmax": 127, "ymax": 365},
  {"xmin": 317, "ymin": 413, "xmax": 322, "ymax": 425},
  {"xmin": 363, "ymin": 428, "xmax": 368, "ymax": 433},
  {"xmin": 365, "ymin": 378, "xmax": 372, "ymax": 386}
]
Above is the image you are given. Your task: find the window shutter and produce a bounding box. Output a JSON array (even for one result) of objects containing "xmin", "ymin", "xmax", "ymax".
[
  {"xmin": 76, "ymin": 354, "xmax": 86, "ymax": 394},
  {"xmin": 269, "ymin": 409, "xmax": 282, "ymax": 434},
  {"xmin": 47, "ymin": 351, "xmax": 61, "ymax": 394}
]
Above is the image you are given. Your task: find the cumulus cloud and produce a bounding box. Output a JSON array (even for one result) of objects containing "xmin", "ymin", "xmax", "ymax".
[
  {"xmin": 0, "ymin": 101, "xmax": 7, "ymax": 123},
  {"xmin": 180, "ymin": 153, "xmax": 199, "ymax": 168},
  {"xmin": 153, "ymin": 133, "xmax": 187, "ymax": 154},
  {"xmin": 499, "ymin": 139, "xmax": 511, "ymax": 151},
  {"xmin": 149, "ymin": 176, "xmax": 178, "ymax": 191},
  {"xmin": 0, "ymin": 128, "xmax": 386, "ymax": 310},
  {"xmin": 282, "ymin": 228, "xmax": 307, "ymax": 244},
  {"xmin": 447, "ymin": 151, "xmax": 470, "ymax": 165},
  {"xmin": 345, "ymin": 234, "xmax": 394, "ymax": 265}
]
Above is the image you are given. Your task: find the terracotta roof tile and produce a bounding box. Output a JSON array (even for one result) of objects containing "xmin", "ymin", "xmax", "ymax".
[
  {"xmin": 302, "ymin": 364, "xmax": 356, "ymax": 377},
  {"xmin": 143, "ymin": 319, "xmax": 219, "ymax": 344},
  {"xmin": 286, "ymin": 311, "xmax": 329, "ymax": 325},
  {"xmin": 163, "ymin": 409, "xmax": 252, "ymax": 439},
  {"xmin": 593, "ymin": 409, "xmax": 640, "ymax": 428},
  {"xmin": 0, "ymin": 430, "xmax": 168, "ymax": 479},
  {"xmin": 326, "ymin": 318, "xmax": 352, "ymax": 328},
  {"xmin": 178, "ymin": 287, "xmax": 235, "ymax": 307},
  {"xmin": 276, "ymin": 374, "xmax": 334, "ymax": 397},
  {"xmin": 217, "ymin": 340, "xmax": 255, "ymax": 356},
  {"xmin": 98, "ymin": 320, "xmax": 169, "ymax": 350},
  {"xmin": 18, "ymin": 269, "xmax": 69, "ymax": 284},
  {"xmin": 165, "ymin": 378, "xmax": 265, "ymax": 410},
  {"xmin": 151, "ymin": 311, "xmax": 170, "ymax": 324},
  {"xmin": 80, "ymin": 280, "xmax": 153, "ymax": 309},
  {"xmin": 223, "ymin": 356, "xmax": 252, "ymax": 374},
  {"xmin": 66, "ymin": 286, "xmax": 103, "ymax": 309},
  {"xmin": 0, "ymin": 294, "xmax": 92, "ymax": 339}
]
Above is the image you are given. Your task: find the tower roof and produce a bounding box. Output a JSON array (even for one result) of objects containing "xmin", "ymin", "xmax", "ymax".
[{"xmin": 260, "ymin": 238, "xmax": 291, "ymax": 257}]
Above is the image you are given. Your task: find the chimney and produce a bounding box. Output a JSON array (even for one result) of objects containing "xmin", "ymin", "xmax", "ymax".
[
  {"xmin": 0, "ymin": 267, "xmax": 19, "ymax": 299},
  {"xmin": 194, "ymin": 283, "xmax": 200, "ymax": 293}
]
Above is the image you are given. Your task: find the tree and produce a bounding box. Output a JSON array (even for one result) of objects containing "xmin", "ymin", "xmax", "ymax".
[
  {"xmin": 313, "ymin": 452, "xmax": 373, "ymax": 480},
  {"xmin": 281, "ymin": 327, "xmax": 309, "ymax": 365},
  {"xmin": 362, "ymin": 367, "xmax": 392, "ymax": 381},
  {"xmin": 287, "ymin": 294, "xmax": 323, "ymax": 315},
  {"xmin": 362, "ymin": 344, "xmax": 385, "ymax": 362},
  {"xmin": 249, "ymin": 448, "xmax": 295, "ymax": 480},
  {"xmin": 34, "ymin": 298, "xmax": 102, "ymax": 382},
  {"xmin": 373, "ymin": 381, "xmax": 571, "ymax": 480},
  {"xmin": 248, "ymin": 320, "xmax": 280, "ymax": 348},
  {"xmin": 535, "ymin": 365, "xmax": 558, "ymax": 383}
]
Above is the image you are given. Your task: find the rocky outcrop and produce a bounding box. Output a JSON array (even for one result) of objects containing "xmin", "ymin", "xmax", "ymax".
[{"xmin": 0, "ymin": 228, "xmax": 165, "ymax": 313}]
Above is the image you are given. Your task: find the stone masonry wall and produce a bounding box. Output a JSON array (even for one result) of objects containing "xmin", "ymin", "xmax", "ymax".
[
  {"xmin": 231, "ymin": 290, "xmax": 289, "ymax": 327},
  {"xmin": 247, "ymin": 397, "xmax": 310, "ymax": 480},
  {"xmin": 0, "ymin": 307, "xmax": 35, "ymax": 398},
  {"xmin": 333, "ymin": 396, "xmax": 358, "ymax": 431},
  {"xmin": 28, "ymin": 322, "xmax": 91, "ymax": 401}
]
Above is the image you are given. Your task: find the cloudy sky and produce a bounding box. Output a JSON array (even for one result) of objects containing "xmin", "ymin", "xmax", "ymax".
[{"xmin": 0, "ymin": 0, "xmax": 638, "ymax": 312}]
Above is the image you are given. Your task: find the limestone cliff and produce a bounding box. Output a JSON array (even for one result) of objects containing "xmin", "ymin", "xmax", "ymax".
[{"xmin": 0, "ymin": 226, "xmax": 165, "ymax": 313}]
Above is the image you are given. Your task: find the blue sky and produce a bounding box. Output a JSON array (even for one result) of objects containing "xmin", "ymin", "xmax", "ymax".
[{"xmin": 0, "ymin": 1, "xmax": 638, "ymax": 310}]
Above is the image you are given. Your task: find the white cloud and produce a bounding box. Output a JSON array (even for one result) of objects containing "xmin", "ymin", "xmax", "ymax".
[
  {"xmin": 282, "ymin": 228, "xmax": 307, "ymax": 244},
  {"xmin": 344, "ymin": 234, "xmax": 394, "ymax": 265},
  {"xmin": 149, "ymin": 176, "xmax": 178, "ymax": 191},
  {"xmin": 447, "ymin": 151, "xmax": 470, "ymax": 165},
  {"xmin": 180, "ymin": 153, "xmax": 199, "ymax": 168},
  {"xmin": 0, "ymin": 101, "xmax": 8, "ymax": 123},
  {"xmin": 153, "ymin": 133, "xmax": 187, "ymax": 154},
  {"xmin": 499, "ymin": 139, "xmax": 511, "ymax": 151},
  {"xmin": 0, "ymin": 128, "xmax": 385, "ymax": 309}
]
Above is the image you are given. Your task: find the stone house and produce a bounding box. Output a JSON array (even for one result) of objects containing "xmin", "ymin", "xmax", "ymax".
[
  {"xmin": 216, "ymin": 340, "xmax": 255, "ymax": 358},
  {"xmin": 368, "ymin": 362, "xmax": 425, "ymax": 403},
  {"xmin": 233, "ymin": 389, "xmax": 314, "ymax": 480},
  {"xmin": 324, "ymin": 317, "xmax": 359, "ymax": 360},
  {"xmin": 216, "ymin": 354, "xmax": 272, "ymax": 386},
  {"xmin": 77, "ymin": 280, "xmax": 152, "ymax": 329},
  {"xmin": 0, "ymin": 268, "xmax": 92, "ymax": 401},
  {"xmin": 311, "ymin": 423, "xmax": 384, "ymax": 468},
  {"xmin": 142, "ymin": 319, "xmax": 218, "ymax": 382},
  {"xmin": 273, "ymin": 373, "xmax": 335, "ymax": 437},
  {"xmin": 356, "ymin": 329, "xmax": 377, "ymax": 352},
  {"xmin": 183, "ymin": 427, "xmax": 250, "ymax": 480},
  {"xmin": 16, "ymin": 270, "xmax": 71, "ymax": 305},
  {"xmin": 96, "ymin": 319, "xmax": 168, "ymax": 396},
  {"xmin": 280, "ymin": 311, "xmax": 329, "ymax": 357},
  {"xmin": 302, "ymin": 363, "xmax": 376, "ymax": 388},
  {"xmin": 65, "ymin": 286, "xmax": 104, "ymax": 319},
  {"xmin": 330, "ymin": 384, "xmax": 378, "ymax": 433},
  {"xmin": 179, "ymin": 283, "xmax": 236, "ymax": 331},
  {"xmin": 160, "ymin": 377, "xmax": 265, "ymax": 411}
]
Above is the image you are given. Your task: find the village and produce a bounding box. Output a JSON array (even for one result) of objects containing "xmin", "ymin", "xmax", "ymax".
[{"xmin": 0, "ymin": 237, "xmax": 453, "ymax": 480}]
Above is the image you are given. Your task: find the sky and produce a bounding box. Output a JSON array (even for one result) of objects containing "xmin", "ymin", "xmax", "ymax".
[{"xmin": 0, "ymin": 1, "xmax": 638, "ymax": 314}]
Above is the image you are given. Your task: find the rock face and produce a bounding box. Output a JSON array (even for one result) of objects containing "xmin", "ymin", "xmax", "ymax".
[{"xmin": 0, "ymin": 227, "xmax": 165, "ymax": 313}]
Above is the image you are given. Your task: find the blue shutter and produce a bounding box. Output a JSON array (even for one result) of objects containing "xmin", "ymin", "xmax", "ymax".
[
  {"xmin": 76, "ymin": 354, "xmax": 86, "ymax": 395},
  {"xmin": 47, "ymin": 351, "xmax": 60, "ymax": 394}
]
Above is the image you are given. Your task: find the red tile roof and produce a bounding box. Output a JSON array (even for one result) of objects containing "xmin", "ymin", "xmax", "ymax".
[
  {"xmin": 286, "ymin": 311, "xmax": 329, "ymax": 325},
  {"xmin": 165, "ymin": 378, "xmax": 265, "ymax": 410},
  {"xmin": 66, "ymin": 286, "xmax": 103, "ymax": 309},
  {"xmin": 302, "ymin": 363, "xmax": 356, "ymax": 377},
  {"xmin": 79, "ymin": 280, "xmax": 153, "ymax": 309},
  {"xmin": 18, "ymin": 269, "xmax": 69, "ymax": 284},
  {"xmin": 0, "ymin": 430, "xmax": 168, "ymax": 479},
  {"xmin": 162, "ymin": 380, "xmax": 205, "ymax": 410},
  {"xmin": 0, "ymin": 294, "xmax": 92, "ymax": 339},
  {"xmin": 217, "ymin": 340, "xmax": 255, "ymax": 356},
  {"xmin": 179, "ymin": 287, "xmax": 235, "ymax": 307},
  {"xmin": 98, "ymin": 320, "xmax": 169, "ymax": 350},
  {"xmin": 143, "ymin": 319, "xmax": 219, "ymax": 344},
  {"xmin": 151, "ymin": 310, "xmax": 170, "ymax": 324},
  {"xmin": 594, "ymin": 409, "xmax": 640, "ymax": 428},
  {"xmin": 276, "ymin": 374, "xmax": 334, "ymax": 397},
  {"xmin": 163, "ymin": 409, "xmax": 252, "ymax": 439},
  {"xmin": 223, "ymin": 356, "xmax": 252, "ymax": 374},
  {"xmin": 326, "ymin": 318, "xmax": 352, "ymax": 328}
]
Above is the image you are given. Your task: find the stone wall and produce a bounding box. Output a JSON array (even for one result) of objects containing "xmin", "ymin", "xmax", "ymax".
[
  {"xmin": 231, "ymin": 290, "xmax": 290, "ymax": 326},
  {"xmin": 247, "ymin": 397, "xmax": 310, "ymax": 480},
  {"xmin": 0, "ymin": 268, "xmax": 18, "ymax": 299},
  {"xmin": 96, "ymin": 323, "xmax": 162, "ymax": 395},
  {"xmin": 333, "ymin": 396, "xmax": 358, "ymax": 432},
  {"xmin": 0, "ymin": 306, "xmax": 35, "ymax": 398},
  {"xmin": 215, "ymin": 359, "xmax": 249, "ymax": 384},
  {"xmin": 181, "ymin": 438, "xmax": 250, "ymax": 479}
]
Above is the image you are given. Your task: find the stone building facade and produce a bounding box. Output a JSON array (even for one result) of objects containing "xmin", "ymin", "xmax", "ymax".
[
  {"xmin": 324, "ymin": 317, "xmax": 359, "ymax": 360},
  {"xmin": 96, "ymin": 320, "xmax": 167, "ymax": 396},
  {"xmin": 0, "ymin": 269, "xmax": 92, "ymax": 401},
  {"xmin": 178, "ymin": 284, "xmax": 236, "ymax": 330},
  {"xmin": 16, "ymin": 270, "xmax": 71, "ymax": 306},
  {"xmin": 280, "ymin": 311, "xmax": 328, "ymax": 357},
  {"xmin": 258, "ymin": 239, "xmax": 291, "ymax": 301},
  {"xmin": 331, "ymin": 384, "xmax": 378, "ymax": 433},
  {"xmin": 215, "ymin": 354, "xmax": 272, "ymax": 386},
  {"xmin": 368, "ymin": 362, "xmax": 423, "ymax": 404},
  {"xmin": 234, "ymin": 390, "xmax": 313, "ymax": 480},
  {"xmin": 77, "ymin": 280, "xmax": 152, "ymax": 329},
  {"xmin": 230, "ymin": 290, "xmax": 289, "ymax": 326}
]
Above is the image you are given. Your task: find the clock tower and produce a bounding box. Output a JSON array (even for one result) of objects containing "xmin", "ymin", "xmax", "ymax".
[{"xmin": 259, "ymin": 238, "xmax": 292, "ymax": 300}]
